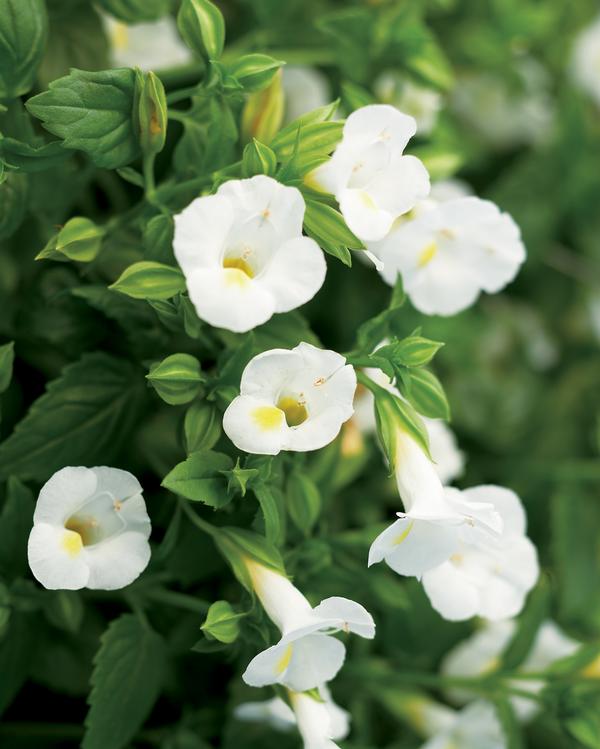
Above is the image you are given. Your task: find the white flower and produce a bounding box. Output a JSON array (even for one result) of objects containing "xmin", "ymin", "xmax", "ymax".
[
  {"xmin": 368, "ymin": 195, "xmax": 526, "ymax": 316},
  {"xmin": 452, "ymin": 60, "xmax": 554, "ymax": 149},
  {"xmin": 572, "ymin": 16, "xmax": 600, "ymax": 107},
  {"xmin": 242, "ymin": 558, "xmax": 375, "ymax": 692},
  {"xmin": 283, "ymin": 66, "xmax": 332, "ymax": 124},
  {"xmin": 309, "ymin": 105, "xmax": 430, "ymax": 241},
  {"xmin": 420, "ymin": 486, "xmax": 539, "ymax": 621},
  {"xmin": 420, "ymin": 701, "xmax": 506, "ymax": 749},
  {"xmin": 173, "ymin": 176, "xmax": 326, "ymax": 333},
  {"xmin": 28, "ymin": 466, "xmax": 151, "ymax": 591},
  {"xmin": 235, "ymin": 684, "xmax": 350, "ymax": 749},
  {"xmin": 442, "ymin": 620, "xmax": 579, "ymax": 720},
  {"xmin": 374, "ymin": 72, "xmax": 443, "ymax": 136},
  {"xmin": 103, "ymin": 15, "xmax": 192, "ymax": 70},
  {"xmin": 223, "ymin": 343, "xmax": 356, "ymax": 455}
]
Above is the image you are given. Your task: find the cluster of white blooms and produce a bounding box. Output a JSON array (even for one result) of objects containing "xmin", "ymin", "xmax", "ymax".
[
  {"xmin": 374, "ymin": 71, "xmax": 443, "ymax": 136},
  {"xmin": 282, "ymin": 66, "xmax": 332, "ymax": 123},
  {"xmin": 418, "ymin": 700, "xmax": 506, "ymax": 749},
  {"xmin": 442, "ymin": 619, "xmax": 580, "ymax": 720}
]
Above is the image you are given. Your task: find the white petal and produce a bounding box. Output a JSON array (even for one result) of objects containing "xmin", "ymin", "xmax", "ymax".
[
  {"xmin": 282, "ymin": 405, "xmax": 350, "ymax": 452},
  {"xmin": 240, "ymin": 348, "xmax": 304, "ymax": 398},
  {"xmin": 91, "ymin": 467, "xmax": 142, "ymax": 503},
  {"xmin": 34, "ymin": 466, "xmax": 98, "ymax": 525},
  {"xmin": 28, "ymin": 523, "xmax": 90, "ymax": 590},
  {"xmin": 393, "ymin": 428, "xmax": 450, "ymax": 517},
  {"xmin": 338, "ymin": 188, "xmax": 395, "ymax": 241},
  {"xmin": 344, "ymin": 104, "xmax": 417, "ymax": 153},
  {"xmin": 312, "ymin": 596, "xmax": 375, "ymax": 638},
  {"xmin": 367, "ymin": 155, "xmax": 431, "ymax": 217},
  {"xmin": 173, "ymin": 194, "xmax": 234, "ymax": 273},
  {"xmin": 319, "ymin": 685, "xmax": 351, "ymax": 740},
  {"xmin": 186, "ymin": 266, "xmax": 276, "ymax": 333},
  {"xmin": 463, "ymin": 486, "xmax": 526, "ymax": 536},
  {"xmin": 291, "ymin": 690, "xmax": 342, "ymax": 749},
  {"xmin": 283, "ymin": 634, "xmax": 346, "ymax": 691},
  {"xmin": 234, "ymin": 697, "xmax": 296, "ymax": 731},
  {"xmin": 260, "ymin": 236, "xmax": 327, "ymax": 313},
  {"xmin": 425, "ymin": 419, "xmax": 465, "ymax": 483},
  {"xmin": 368, "ymin": 517, "xmax": 459, "ymax": 577},
  {"xmin": 85, "ymin": 530, "xmax": 151, "ymax": 590},
  {"xmin": 422, "ymin": 561, "xmax": 481, "ymax": 621},
  {"xmin": 223, "ymin": 394, "xmax": 289, "ymax": 455},
  {"xmin": 218, "ymin": 175, "xmax": 305, "ymax": 241}
]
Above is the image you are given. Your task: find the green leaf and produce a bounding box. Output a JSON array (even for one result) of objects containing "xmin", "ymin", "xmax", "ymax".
[
  {"xmin": 354, "ymin": 276, "xmax": 406, "ymax": 355},
  {"xmin": 546, "ymin": 682, "xmax": 600, "ymax": 749},
  {"xmin": 303, "ymin": 198, "xmax": 363, "ymax": 266},
  {"xmin": 0, "ymin": 136, "xmax": 69, "ymax": 172},
  {"xmin": 0, "ymin": 171, "xmax": 28, "ymax": 240},
  {"xmin": 253, "ymin": 484, "xmax": 284, "ymax": 545},
  {"xmin": 111, "ymin": 261, "xmax": 186, "ymax": 300},
  {"xmin": 144, "ymin": 213, "xmax": 175, "ymax": 264},
  {"xmin": 162, "ymin": 450, "xmax": 233, "ymax": 507},
  {"xmin": 0, "ymin": 611, "xmax": 35, "ymax": 716},
  {"xmin": 26, "ymin": 68, "xmax": 141, "ymax": 169},
  {"xmin": 177, "ymin": 0, "xmax": 225, "ymax": 60},
  {"xmin": 0, "ymin": 477, "xmax": 34, "ymax": 578},
  {"xmin": 83, "ymin": 614, "xmax": 167, "ymax": 749},
  {"xmin": 96, "ymin": 0, "xmax": 171, "ymax": 23},
  {"xmin": 0, "ymin": 353, "xmax": 144, "ymax": 481},
  {"xmin": 242, "ymin": 138, "xmax": 278, "ymax": 177},
  {"xmin": 228, "ymin": 54, "xmax": 284, "ymax": 93},
  {"xmin": 287, "ymin": 472, "xmax": 321, "ymax": 536},
  {"xmin": 274, "ymin": 120, "xmax": 343, "ymax": 166},
  {"xmin": 37, "ymin": 217, "xmax": 106, "ymax": 263},
  {"xmin": 270, "ymin": 100, "xmax": 339, "ymax": 152},
  {"xmin": 0, "ymin": 341, "xmax": 14, "ymax": 394},
  {"xmin": 146, "ymin": 353, "xmax": 204, "ymax": 406},
  {"xmin": 0, "ymin": 0, "xmax": 48, "ymax": 98},
  {"xmin": 400, "ymin": 367, "xmax": 450, "ymax": 421},
  {"xmin": 184, "ymin": 401, "xmax": 222, "ymax": 453},
  {"xmin": 201, "ymin": 600, "xmax": 244, "ymax": 644},
  {"xmin": 371, "ymin": 381, "xmax": 431, "ymax": 462},
  {"xmin": 493, "ymin": 697, "xmax": 525, "ymax": 749}
]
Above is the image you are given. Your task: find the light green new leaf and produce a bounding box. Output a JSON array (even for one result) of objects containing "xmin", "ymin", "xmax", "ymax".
[
  {"xmin": 162, "ymin": 450, "xmax": 233, "ymax": 507},
  {"xmin": 146, "ymin": 353, "xmax": 204, "ymax": 406},
  {"xmin": 177, "ymin": 0, "xmax": 225, "ymax": 60},
  {"xmin": 201, "ymin": 600, "xmax": 244, "ymax": 644},
  {"xmin": 37, "ymin": 217, "xmax": 106, "ymax": 263},
  {"xmin": 82, "ymin": 614, "xmax": 167, "ymax": 749},
  {"xmin": 0, "ymin": 353, "xmax": 145, "ymax": 481},
  {"xmin": 401, "ymin": 367, "xmax": 450, "ymax": 421},
  {"xmin": 0, "ymin": 0, "xmax": 48, "ymax": 98},
  {"xmin": 303, "ymin": 199, "xmax": 362, "ymax": 266},
  {"xmin": 26, "ymin": 68, "xmax": 141, "ymax": 169},
  {"xmin": 110, "ymin": 261, "xmax": 186, "ymax": 300}
]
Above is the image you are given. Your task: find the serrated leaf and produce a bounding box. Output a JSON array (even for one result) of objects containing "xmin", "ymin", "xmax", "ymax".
[
  {"xmin": 162, "ymin": 450, "xmax": 233, "ymax": 507},
  {"xmin": 111, "ymin": 261, "xmax": 186, "ymax": 300},
  {"xmin": 83, "ymin": 614, "xmax": 166, "ymax": 749},
  {"xmin": 0, "ymin": 136, "xmax": 69, "ymax": 172},
  {"xmin": 26, "ymin": 68, "xmax": 141, "ymax": 169},
  {"xmin": 0, "ymin": 353, "xmax": 144, "ymax": 481}
]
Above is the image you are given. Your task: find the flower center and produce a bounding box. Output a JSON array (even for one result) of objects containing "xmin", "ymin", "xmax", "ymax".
[
  {"xmin": 276, "ymin": 395, "xmax": 308, "ymax": 427},
  {"xmin": 64, "ymin": 491, "xmax": 126, "ymax": 547},
  {"xmin": 223, "ymin": 256, "xmax": 255, "ymax": 278}
]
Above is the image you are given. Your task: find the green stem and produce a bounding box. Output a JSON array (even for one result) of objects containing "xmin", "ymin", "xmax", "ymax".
[
  {"xmin": 143, "ymin": 152, "xmax": 157, "ymax": 201},
  {"xmin": 179, "ymin": 498, "xmax": 219, "ymax": 538},
  {"xmin": 145, "ymin": 587, "xmax": 210, "ymax": 615},
  {"xmin": 167, "ymin": 84, "xmax": 203, "ymax": 104}
]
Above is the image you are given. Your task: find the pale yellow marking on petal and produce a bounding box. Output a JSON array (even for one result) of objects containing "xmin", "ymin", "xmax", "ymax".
[
  {"xmin": 417, "ymin": 241, "xmax": 438, "ymax": 268},
  {"xmin": 223, "ymin": 267, "xmax": 252, "ymax": 287},
  {"xmin": 111, "ymin": 21, "xmax": 129, "ymax": 51},
  {"xmin": 276, "ymin": 643, "xmax": 293, "ymax": 674},
  {"xmin": 223, "ymin": 257, "xmax": 255, "ymax": 278},
  {"xmin": 252, "ymin": 406, "xmax": 284, "ymax": 431},
  {"xmin": 358, "ymin": 191, "xmax": 377, "ymax": 210},
  {"xmin": 61, "ymin": 529, "xmax": 83, "ymax": 558},
  {"xmin": 393, "ymin": 520, "xmax": 414, "ymax": 545}
]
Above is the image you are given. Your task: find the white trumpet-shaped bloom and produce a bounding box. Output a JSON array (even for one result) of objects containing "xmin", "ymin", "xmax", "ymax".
[
  {"xmin": 223, "ymin": 343, "xmax": 356, "ymax": 455},
  {"xmin": 242, "ymin": 559, "xmax": 375, "ymax": 692},
  {"xmin": 28, "ymin": 466, "xmax": 151, "ymax": 591},
  {"xmin": 103, "ymin": 15, "xmax": 192, "ymax": 71},
  {"xmin": 571, "ymin": 16, "xmax": 600, "ymax": 107},
  {"xmin": 441, "ymin": 619, "xmax": 579, "ymax": 720},
  {"xmin": 235, "ymin": 684, "xmax": 350, "ymax": 749},
  {"xmin": 419, "ymin": 701, "xmax": 506, "ymax": 749},
  {"xmin": 309, "ymin": 105, "xmax": 430, "ymax": 241},
  {"xmin": 368, "ymin": 195, "xmax": 526, "ymax": 316},
  {"xmin": 173, "ymin": 176, "xmax": 326, "ymax": 333}
]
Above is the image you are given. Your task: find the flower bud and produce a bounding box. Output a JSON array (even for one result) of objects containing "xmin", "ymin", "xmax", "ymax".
[
  {"xmin": 242, "ymin": 139, "xmax": 278, "ymax": 177},
  {"xmin": 137, "ymin": 71, "xmax": 168, "ymax": 156}
]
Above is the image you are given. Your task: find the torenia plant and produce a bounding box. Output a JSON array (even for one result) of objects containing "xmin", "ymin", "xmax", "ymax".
[{"xmin": 1, "ymin": 0, "xmax": 595, "ymax": 748}]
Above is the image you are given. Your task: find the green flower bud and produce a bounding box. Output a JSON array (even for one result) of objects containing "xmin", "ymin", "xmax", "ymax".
[
  {"xmin": 137, "ymin": 70, "xmax": 168, "ymax": 156},
  {"xmin": 242, "ymin": 139, "xmax": 278, "ymax": 177}
]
